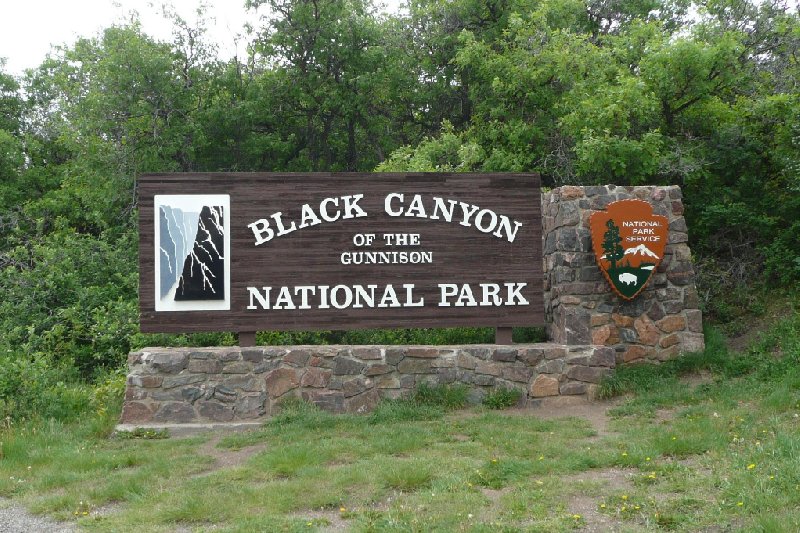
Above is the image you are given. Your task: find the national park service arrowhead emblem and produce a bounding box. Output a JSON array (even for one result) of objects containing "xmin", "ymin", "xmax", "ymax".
[{"xmin": 590, "ymin": 199, "xmax": 668, "ymax": 300}]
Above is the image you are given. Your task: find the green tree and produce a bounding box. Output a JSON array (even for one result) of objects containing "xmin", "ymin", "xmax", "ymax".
[
  {"xmin": 246, "ymin": 0, "xmax": 410, "ymax": 171},
  {"xmin": 0, "ymin": 14, "xmax": 224, "ymax": 379},
  {"xmin": 602, "ymin": 219, "xmax": 625, "ymax": 270},
  {"xmin": 0, "ymin": 59, "xmax": 25, "ymax": 209}
]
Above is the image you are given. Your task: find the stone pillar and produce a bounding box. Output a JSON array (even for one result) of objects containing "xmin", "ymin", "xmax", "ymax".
[{"xmin": 542, "ymin": 185, "xmax": 704, "ymax": 363}]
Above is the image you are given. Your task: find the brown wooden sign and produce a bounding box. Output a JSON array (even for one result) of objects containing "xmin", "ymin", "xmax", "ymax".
[
  {"xmin": 589, "ymin": 199, "xmax": 668, "ymax": 300},
  {"xmin": 139, "ymin": 173, "xmax": 543, "ymax": 333}
]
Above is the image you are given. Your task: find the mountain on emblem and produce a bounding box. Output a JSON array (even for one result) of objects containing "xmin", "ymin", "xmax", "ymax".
[
  {"xmin": 589, "ymin": 199, "xmax": 669, "ymax": 300},
  {"xmin": 624, "ymin": 243, "xmax": 659, "ymax": 258}
]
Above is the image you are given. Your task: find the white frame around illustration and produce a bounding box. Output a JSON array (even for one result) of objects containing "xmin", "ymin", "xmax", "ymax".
[{"xmin": 154, "ymin": 194, "xmax": 231, "ymax": 312}]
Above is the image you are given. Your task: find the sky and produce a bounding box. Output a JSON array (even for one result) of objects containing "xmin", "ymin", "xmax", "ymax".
[{"xmin": 0, "ymin": 0, "xmax": 403, "ymax": 75}]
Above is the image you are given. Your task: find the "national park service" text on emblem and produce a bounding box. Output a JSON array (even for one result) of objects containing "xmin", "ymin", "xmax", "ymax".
[{"xmin": 589, "ymin": 199, "xmax": 668, "ymax": 300}]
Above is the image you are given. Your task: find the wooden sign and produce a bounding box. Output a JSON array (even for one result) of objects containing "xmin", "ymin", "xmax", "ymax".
[
  {"xmin": 139, "ymin": 173, "xmax": 543, "ymax": 333},
  {"xmin": 589, "ymin": 199, "xmax": 668, "ymax": 300}
]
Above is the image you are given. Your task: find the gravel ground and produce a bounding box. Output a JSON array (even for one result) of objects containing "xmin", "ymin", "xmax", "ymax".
[{"xmin": 0, "ymin": 500, "xmax": 74, "ymax": 532}]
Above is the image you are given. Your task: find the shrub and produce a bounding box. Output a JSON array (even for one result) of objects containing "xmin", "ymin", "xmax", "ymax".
[
  {"xmin": 268, "ymin": 397, "xmax": 337, "ymax": 430},
  {"xmin": 0, "ymin": 352, "xmax": 92, "ymax": 422},
  {"xmin": 483, "ymin": 386, "xmax": 523, "ymax": 409},
  {"xmin": 368, "ymin": 383, "xmax": 471, "ymax": 423},
  {"xmin": 412, "ymin": 382, "xmax": 469, "ymax": 409},
  {"xmin": 251, "ymin": 327, "xmax": 547, "ymax": 346},
  {"xmin": 91, "ymin": 368, "xmax": 127, "ymax": 418}
]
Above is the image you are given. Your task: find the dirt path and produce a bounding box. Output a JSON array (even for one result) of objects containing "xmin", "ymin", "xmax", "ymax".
[
  {"xmin": 528, "ymin": 396, "xmax": 621, "ymax": 437},
  {"xmin": 526, "ymin": 397, "xmax": 642, "ymax": 532},
  {"xmin": 0, "ymin": 498, "xmax": 74, "ymax": 533},
  {"xmin": 194, "ymin": 434, "xmax": 268, "ymax": 474}
]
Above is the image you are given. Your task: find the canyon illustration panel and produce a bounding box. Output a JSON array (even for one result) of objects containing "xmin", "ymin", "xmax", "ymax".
[{"xmin": 154, "ymin": 195, "xmax": 230, "ymax": 311}]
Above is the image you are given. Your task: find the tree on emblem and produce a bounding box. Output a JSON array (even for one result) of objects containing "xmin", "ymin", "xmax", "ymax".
[{"xmin": 602, "ymin": 219, "xmax": 625, "ymax": 270}]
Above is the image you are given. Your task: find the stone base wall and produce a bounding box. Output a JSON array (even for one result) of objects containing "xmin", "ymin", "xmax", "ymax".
[
  {"xmin": 542, "ymin": 185, "xmax": 704, "ymax": 362},
  {"xmin": 121, "ymin": 344, "xmax": 616, "ymax": 423}
]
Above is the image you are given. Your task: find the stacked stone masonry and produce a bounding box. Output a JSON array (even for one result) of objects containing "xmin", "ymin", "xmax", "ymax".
[
  {"xmin": 120, "ymin": 344, "xmax": 615, "ymax": 423},
  {"xmin": 543, "ymin": 185, "xmax": 704, "ymax": 362}
]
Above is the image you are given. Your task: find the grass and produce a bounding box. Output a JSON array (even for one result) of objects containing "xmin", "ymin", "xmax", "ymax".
[
  {"xmin": 1, "ymin": 311, "xmax": 799, "ymax": 531},
  {"xmin": 482, "ymin": 386, "xmax": 523, "ymax": 410}
]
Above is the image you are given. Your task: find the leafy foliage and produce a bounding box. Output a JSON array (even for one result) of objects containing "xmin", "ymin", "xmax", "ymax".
[
  {"xmin": 412, "ymin": 382, "xmax": 470, "ymax": 410},
  {"xmin": 385, "ymin": 0, "xmax": 800, "ymax": 296},
  {"xmin": 482, "ymin": 386, "xmax": 523, "ymax": 409}
]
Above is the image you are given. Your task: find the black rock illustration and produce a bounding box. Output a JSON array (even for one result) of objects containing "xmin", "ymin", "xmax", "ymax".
[{"xmin": 174, "ymin": 205, "xmax": 225, "ymax": 301}]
